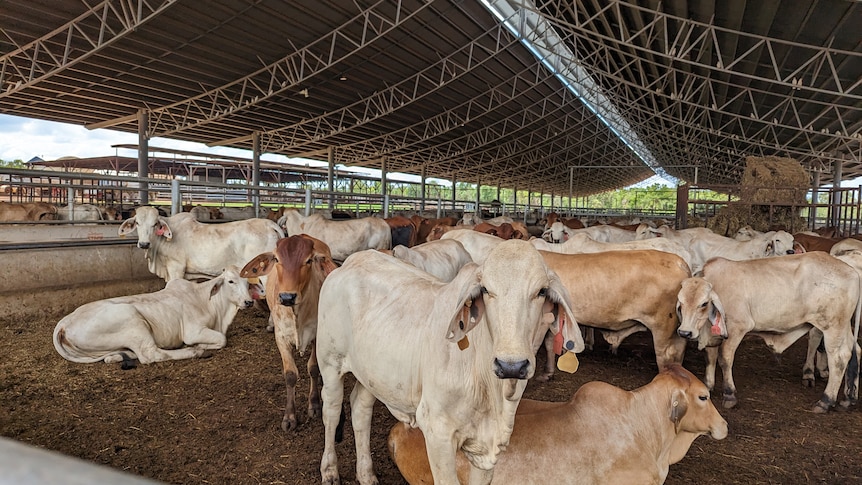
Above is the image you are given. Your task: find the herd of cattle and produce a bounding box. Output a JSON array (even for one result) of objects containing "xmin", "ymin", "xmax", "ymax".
[{"xmin": 39, "ymin": 204, "xmax": 862, "ymax": 484}]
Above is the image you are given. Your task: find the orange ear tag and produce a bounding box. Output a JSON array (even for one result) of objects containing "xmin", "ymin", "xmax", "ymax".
[
  {"xmin": 247, "ymin": 277, "xmax": 259, "ymax": 284},
  {"xmin": 457, "ymin": 335, "xmax": 470, "ymax": 351},
  {"xmin": 557, "ymin": 352, "xmax": 579, "ymax": 373}
]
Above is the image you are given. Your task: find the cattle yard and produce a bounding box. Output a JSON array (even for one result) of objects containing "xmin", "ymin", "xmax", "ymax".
[{"xmin": 1, "ymin": 307, "xmax": 859, "ymax": 484}]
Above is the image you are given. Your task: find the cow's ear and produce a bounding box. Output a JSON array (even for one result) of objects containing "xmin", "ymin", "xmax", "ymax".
[
  {"xmin": 240, "ymin": 253, "xmax": 278, "ymax": 278},
  {"xmin": 210, "ymin": 277, "xmax": 224, "ymax": 299},
  {"xmin": 118, "ymin": 217, "xmax": 136, "ymax": 236},
  {"xmin": 669, "ymin": 388, "xmax": 688, "ymax": 432},
  {"xmin": 315, "ymin": 255, "xmax": 338, "ymax": 277},
  {"xmin": 544, "ymin": 271, "xmax": 584, "ymax": 354},
  {"xmin": 707, "ymin": 291, "xmax": 728, "ymax": 338},
  {"xmin": 446, "ymin": 287, "xmax": 485, "ymax": 344},
  {"xmin": 155, "ymin": 218, "xmax": 172, "ymax": 239}
]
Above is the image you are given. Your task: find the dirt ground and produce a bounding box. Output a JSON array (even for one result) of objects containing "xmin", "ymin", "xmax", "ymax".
[{"xmin": 2, "ymin": 305, "xmax": 860, "ymax": 485}]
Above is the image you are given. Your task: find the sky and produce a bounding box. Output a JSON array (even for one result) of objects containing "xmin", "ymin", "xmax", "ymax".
[{"xmin": 0, "ymin": 113, "xmax": 675, "ymax": 189}]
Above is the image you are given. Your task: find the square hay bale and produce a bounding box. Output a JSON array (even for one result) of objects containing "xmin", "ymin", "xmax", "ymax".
[{"xmin": 740, "ymin": 156, "xmax": 809, "ymax": 204}]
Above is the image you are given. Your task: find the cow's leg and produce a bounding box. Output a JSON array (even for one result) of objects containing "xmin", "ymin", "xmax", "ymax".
[
  {"xmin": 716, "ymin": 333, "xmax": 746, "ymax": 409},
  {"xmin": 815, "ymin": 327, "xmax": 854, "ymax": 413},
  {"xmin": 535, "ymin": 332, "xmax": 555, "ymax": 382},
  {"xmin": 467, "ymin": 465, "xmax": 494, "ymax": 485},
  {"xmin": 648, "ymin": 322, "xmax": 686, "ymax": 368},
  {"xmin": 306, "ymin": 341, "xmax": 322, "ymax": 419},
  {"xmin": 272, "ymin": 309, "xmax": 300, "ymax": 432},
  {"xmin": 803, "ymin": 328, "xmax": 824, "ymax": 387},
  {"xmin": 349, "ymin": 383, "xmax": 379, "ymax": 485},
  {"xmin": 87, "ymin": 314, "xmax": 209, "ymax": 364},
  {"xmin": 418, "ymin": 415, "xmax": 462, "ymax": 485},
  {"xmin": 704, "ymin": 346, "xmax": 719, "ymax": 392},
  {"xmin": 319, "ymin": 370, "xmax": 344, "ymax": 485},
  {"xmin": 583, "ymin": 326, "xmax": 594, "ymax": 352},
  {"xmin": 601, "ymin": 325, "xmax": 647, "ymax": 355},
  {"xmin": 182, "ymin": 326, "xmax": 227, "ymax": 350},
  {"xmin": 841, "ymin": 340, "xmax": 861, "ymax": 408}
]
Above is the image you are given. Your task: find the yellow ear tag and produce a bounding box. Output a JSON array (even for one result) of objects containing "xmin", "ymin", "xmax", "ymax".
[
  {"xmin": 557, "ymin": 352, "xmax": 579, "ymax": 374},
  {"xmin": 247, "ymin": 277, "xmax": 259, "ymax": 284},
  {"xmin": 457, "ymin": 335, "xmax": 470, "ymax": 351}
]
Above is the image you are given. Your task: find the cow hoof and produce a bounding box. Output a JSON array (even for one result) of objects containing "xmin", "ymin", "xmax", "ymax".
[
  {"xmin": 281, "ymin": 416, "xmax": 298, "ymax": 433},
  {"xmin": 534, "ymin": 372, "xmax": 553, "ymax": 383},
  {"xmin": 812, "ymin": 401, "xmax": 831, "ymax": 414},
  {"xmin": 265, "ymin": 324, "xmax": 274, "ymax": 333},
  {"xmin": 802, "ymin": 377, "xmax": 814, "ymax": 388},
  {"xmin": 722, "ymin": 395, "xmax": 738, "ymax": 409},
  {"xmin": 308, "ymin": 404, "xmax": 321, "ymax": 419},
  {"xmin": 199, "ymin": 350, "xmax": 214, "ymax": 359}
]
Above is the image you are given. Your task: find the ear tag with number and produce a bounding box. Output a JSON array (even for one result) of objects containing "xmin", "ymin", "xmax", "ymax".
[{"xmin": 457, "ymin": 335, "xmax": 470, "ymax": 351}]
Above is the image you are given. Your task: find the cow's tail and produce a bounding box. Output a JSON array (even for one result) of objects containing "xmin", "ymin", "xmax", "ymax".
[{"xmin": 52, "ymin": 324, "xmax": 116, "ymax": 364}]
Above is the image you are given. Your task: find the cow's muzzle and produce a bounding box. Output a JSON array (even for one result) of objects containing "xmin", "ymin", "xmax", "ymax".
[
  {"xmin": 678, "ymin": 329, "xmax": 694, "ymax": 339},
  {"xmin": 137, "ymin": 242, "xmax": 150, "ymax": 249},
  {"xmin": 278, "ymin": 292, "xmax": 297, "ymax": 306},
  {"xmin": 243, "ymin": 300, "xmax": 254, "ymax": 309},
  {"xmin": 494, "ymin": 358, "xmax": 530, "ymax": 379}
]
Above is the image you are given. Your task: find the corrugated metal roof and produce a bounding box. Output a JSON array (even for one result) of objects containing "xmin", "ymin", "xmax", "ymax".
[{"xmin": 1, "ymin": 0, "xmax": 859, "ymax": 194}]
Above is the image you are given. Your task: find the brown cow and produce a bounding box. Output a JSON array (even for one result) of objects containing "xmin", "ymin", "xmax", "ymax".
[
  {"xmin": 386, "ymin": 215, "xmax": 418, "ymax": 247},
  {"xmin": 792, "ymin": 233, "xmax": 841, "ymax": 253},
  {"xmin": 240, "ymin": 234, "xmax": 337, "ymax": 432},
  {"xmin": 414, "ymin": 216, "xmax": 458, "ymax": 244},
  {"xmin": 538, "ymin": 249, "xmax": 691, "ymax": 380},
  {"xmin": 388, "ymin": 364, "xmax": 728, "ymax": 485}
]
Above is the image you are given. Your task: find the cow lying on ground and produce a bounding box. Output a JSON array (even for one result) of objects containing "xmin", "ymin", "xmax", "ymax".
[
  {"xmin": 52, "ymin": 266, "xmax": 261, "ymax": 366},
  {"xmin": 676, "ymin": 253, "xmax": 861, "ymax": 412},
  {"xmin": 240, "ymin": 235, "xmax": 337, "ymax": 433},
  {"xmin": 119, "ymin": 206, "xmax": 283, "ymax": 281},
  {"xmin": 388, "ymin": 364, "xmax": 728, "ymax": 485},
  {"xmin": 317, "ymin": 240, "xmax": 584, "ymax": 485}
]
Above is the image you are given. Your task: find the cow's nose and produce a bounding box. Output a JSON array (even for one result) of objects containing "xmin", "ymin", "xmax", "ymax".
[
  {"xmin": 494, "ymin": 358, "xmax": 530, "ymax": 379},
  {"xmin": 678, "ymin": 329, "xmax": 693, "ymax": 339},
  {"xmin": 279, "ymin": 292, "xmax": 297, "ymax": 306},
  {"xmin": 244, "ymin": 300, "xmax": 254, "ymax": 308},
  {"xmin": 138, "ymin": 242, "xmax": 150, "ymax": 249},
  {"xmin": 786, "ymin": 249, "xmax": 795, "ymax": 255}
]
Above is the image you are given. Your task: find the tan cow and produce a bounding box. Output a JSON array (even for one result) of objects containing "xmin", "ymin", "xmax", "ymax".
[
  {"xmin": 240, "ymin": 235, "xmax": 337, "ymax": 432},
  {"xmin": 538, "ymin": 249, "xmax": 691, "ymax": 380},
  {"xmin": 676, "ymin": 253, "xmax": 861, "ymax": 412},
  {"xmin": 317, "ymin": 240, "xmax": 584, "ymax": 485},
  {"xmin": 388, "ymin": 364, "xmax": 728, "ymax": 485}
]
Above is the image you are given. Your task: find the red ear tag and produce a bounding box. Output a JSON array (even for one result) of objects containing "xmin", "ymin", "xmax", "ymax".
[
  {"xmin": 710, "ymin": 314, "xmax": 723, "ymax": 336},
  {"xmin": 156, "ymin": 226, "xmax": 165, "ymax": 236}
]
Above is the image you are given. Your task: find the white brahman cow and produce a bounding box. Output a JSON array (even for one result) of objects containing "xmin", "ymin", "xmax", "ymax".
[
  {"xmin": 388, "ymin": 364, "xmax": 728, "ymax": 485},
  {"xmin": 277, "ymin": 208, "xmax": 391, "ymax": 262},
  {"xmin": 241, "ymin": 234, "xmax": 337, "ymax": 433},
  {"xmin": 53, "ymin": 266, "xmax": 261, "ymax": 366},
  {"xmin": 676, "ymin": 253, "xmax": 861, "ymax": 412},
  {"xmin": 317, "ymin": 240, "xmax": 584, "ymax": 485},
  {"xmin": 119, "ymin": 206, "xmax": 283, "ymax": 282},
  {"xmin": 389, "ymin": 239, "xmax": 474, "ymax": 282}
]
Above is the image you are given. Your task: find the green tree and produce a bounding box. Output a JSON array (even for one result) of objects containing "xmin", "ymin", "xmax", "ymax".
[{"xmin": 0, "ymin": 159, "xmax": 25, "ymax": 168}]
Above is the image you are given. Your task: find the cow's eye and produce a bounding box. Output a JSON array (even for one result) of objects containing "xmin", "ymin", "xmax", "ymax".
[
  {"xmin": 481, "ymin": 286, "xmax": 488, "ymax": 294},
  {"xmin": 537, "ymin": 288, "xmax": 548, "ymax": 298},
  {"xmin": 699, "ymin": 395, "xmax": 708, "ymax": 401},
  {"xmin": 700, "ymin": 302, "xmax": 708, "ymax": 308},
  {"xmin": 305, "ymin": 258, "xmax": 313, "ymax": 265},
  {"xmin": 228, "ymin": 280, "xmax": 235, "ymax": 284}
]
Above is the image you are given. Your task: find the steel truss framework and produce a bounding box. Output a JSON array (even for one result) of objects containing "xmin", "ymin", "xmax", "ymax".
[{"xmin": 1, "ymin": 0, "xmax": 859, "ymax": 195}]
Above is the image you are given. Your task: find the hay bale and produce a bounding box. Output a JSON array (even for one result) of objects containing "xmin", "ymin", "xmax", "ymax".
[
  {"xmin": 740, "ymin": 156, "xmax": 809, "ymax": 204},
  {"xmin": 706, "ymin": 204, "xmax": 806, "ymax": 236}
]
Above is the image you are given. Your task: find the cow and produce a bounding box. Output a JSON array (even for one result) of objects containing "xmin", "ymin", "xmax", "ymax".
[
  {"xmin": 388, "ymin": 364, "xmax": 728, "ymax": 485},
  {"xmin": 240, "ymin": 235, "xmax": 337, "ymax": 433},
  {"xmin": 532, "ymin": 233, "xmax": 695, "ymax": 271},
  {"xmin": 683, "ymin": 230, "xmax": 797, "ymax": 274},
  {"xmin": 563, "ymin": 224, "xmax": 638, "ymax": 243},
  {"xmin": 317, "ymin": 240, "xmax": 584, "ymax": 485},
  {"xmin": 830, "ymin": 237, "xmax": 862, "ymax": 257},
  {"xmin": 185, "ymin": 205, "xmax": 223, "ymax": 221},
  {"xmin": 118, "ymin": 206, "xmax": 284, "ymax": 282},
  {"xmin": 277, "ymin": 209, "xmax": 391, "ymax": 262},
  {"xmin": 676, "ymin": 253, "xmax": 861, "ymax": 412},
  {"xmin": 439, "ymin": 229, "xmax": 505, "ymax": 264},
  {"xmin": 56, "ymin": 203, "xmax": 104, "ymax": 221},
  {"xmin": 389, "ymin": 239, "xmax": 474, "ymax": 282},
  {"xmin": 427, "ymin": 224, "xmax": 473, "ymax": 241},
  {"xmin": 0, "ymin": 201, "xmax": 57, "ymax": 221},
  {"xmin": 413, "ymin": 216, "xmax": 459, "ymax": 244},
  {"xmin": 538, "ymin": 249, "xmax": 691, "ymax": 381},
  {"xmin": 218, "ymin": 206, "xmax": 256, "ymax": 220},
  {"xmin": 792, "ymin": 232, "xmax": 841, "ymax": 253},
  {"xmin": 52, "ymin": 266, "xmax": 261, "ymax": 365},
  {"xmin": 386, "ymin": 215, "xmax": 418, "ymax": 248}
]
